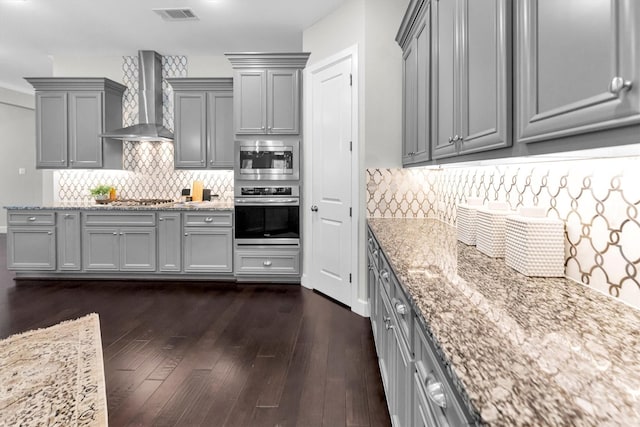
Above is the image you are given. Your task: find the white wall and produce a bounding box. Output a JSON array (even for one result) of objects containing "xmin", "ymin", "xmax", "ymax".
[
  {"xmin": 0, "ymin": 88, "xmax": 41, "ymax": 232},
  {"xmin": 302, "ymin": 0, "xmax": 407, "ymax": 314}
]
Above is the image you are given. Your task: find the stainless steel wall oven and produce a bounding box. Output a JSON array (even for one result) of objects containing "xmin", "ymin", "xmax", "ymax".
[{"xmin": 234, "ymin": 186, "xmax": 300, "ymax": 245}]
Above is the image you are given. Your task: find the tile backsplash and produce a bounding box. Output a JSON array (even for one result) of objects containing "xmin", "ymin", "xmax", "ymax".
[
  {"xmin": 55, "ymin": 54, "xmax": 235, "ymax": 203},
  {"xmin": 367, "ymin": 158, "xmax": 640, "ymax": 310}
]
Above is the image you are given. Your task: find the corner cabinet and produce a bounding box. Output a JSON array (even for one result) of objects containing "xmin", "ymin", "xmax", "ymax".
[
  {"xmin": 225, "ymin": 53, "xmax": 310, "ymax": 135},
  {"xmin": 25, "ymin": 78, "xmax": 126, "ymax": 169},
  {"xmin": 167, "ymin": 78, "xmax": 234, "ymax": 169},
  {"xmin": 431, "ymin": 0, "xmax": 512, "ymax": 160},
  {"xmin": 516, "ymin": 0, "xmax": 640, "ymax": 144}
]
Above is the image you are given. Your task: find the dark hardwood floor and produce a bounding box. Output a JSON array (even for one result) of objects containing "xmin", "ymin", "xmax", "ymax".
[{"xmin": 0, "ymin": 234, "xmax": 390, "ymax": 426}]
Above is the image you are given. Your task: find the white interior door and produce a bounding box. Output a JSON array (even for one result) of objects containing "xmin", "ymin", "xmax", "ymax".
[{"xmin": 309, "ymin": 55, "xmax": 353, "ymax": 307}]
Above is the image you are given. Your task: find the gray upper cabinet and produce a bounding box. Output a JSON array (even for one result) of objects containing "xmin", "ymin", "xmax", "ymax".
[
  {"xmin": 168, "ymin": 78, "xmax": 234, "ymax": 169},
  {"xmin": 398, "ymin": 1, "xmax": 432, "ymax": 166},
  {"xmin": 26, "ymin": 78, "xmax": 126, "ymax": 169},
  {"xmin": 516, "ymin": 0, "xmax": 640, "ymax": 143},
  {"xmin": 225, "ymin": 53, "xmax": 310, "ymax": 135},
  {"xmin": 431, "ymin": 0, "xmax": 512, "ymax": 160}
]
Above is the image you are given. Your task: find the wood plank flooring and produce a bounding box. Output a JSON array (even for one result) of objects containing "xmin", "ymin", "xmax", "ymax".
[{"xmin": 0, "ymin": 234, "xmax": 390, "ymax": 426}]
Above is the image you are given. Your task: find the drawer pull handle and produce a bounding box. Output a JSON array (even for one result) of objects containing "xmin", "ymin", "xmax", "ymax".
[
  {"xmin": 380, "ymin": 270, "xmax": 389, "ymax": 280},
  {"xmin": 28, "ymin": 217, "xmax": 36, "ymax": 221},
  {"xmin": 113, "ymin": 232, "xmax": 118, "ymax": 235},
  {"xmin": 184, "ymin": 233, "xmax": 189, "ymax": 236},
  {"xmin": 204, "ymin": 217, "xmax": 214, "ymax": 223},
  {"xmin": 47, "ymin": 231, "xmax": 52, "ymax": 235},
  {"xmin": 609, "ymin": 76, "xmax": 633, "ymax": 95},
  {"xmin": 395, "ymin": 302, "xmax": 407, "ymax": 316},
  {"xmin": 426, "ymin": 374, "xmax": 447, "ymax": 408},
  {"xmin": 373, "ymin": 250, "xmax": 378, "ymax": 258},
  {"xmin": 159, "ymin": 218, "xmax": 164, "ymax": 221},
  {"xmin": 263, "ymin": 260, "xmax": 272, "ymax": 267}
]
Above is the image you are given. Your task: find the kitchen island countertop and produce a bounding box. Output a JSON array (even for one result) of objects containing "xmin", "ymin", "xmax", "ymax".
[
  {"xmin": 368, "ymin": 218, "xmax": 640, "ymax": 426},
  {"xmin": 4, "ymin": 201, "xmax": 234, "ymax": 211}
]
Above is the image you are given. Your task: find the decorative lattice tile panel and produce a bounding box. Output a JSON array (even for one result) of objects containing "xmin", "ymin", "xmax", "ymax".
[{"xmin": 366, "ymin": 157, "xmax": 640, "ymax": 310}]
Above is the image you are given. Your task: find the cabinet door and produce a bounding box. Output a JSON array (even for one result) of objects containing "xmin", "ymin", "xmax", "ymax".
[
  {"xmin": 7, "ymin": 227, "xmax": 56, "ymax": 270},
  {"xmin": 414, "ymin": 7, "xmax": 431, "ymax": 164},
  {"xmin": 158, "ymin": 212, "xmax": 181, "ymax": 272},
  {"xmin": 413, "ymin": 373, "xmax": 438, "ymax": 427},
  {"xmin": 402, "ymin": 42, "xmax": 418, "ymax": 163},
  {"xmin": 517, "ymin": 0, "xmax": 640, "ymax": 143},
  {"xmin": 174, "ymin": 92, "xmax": 207, "ymax": 168},
  {"xmin": 68, "ymin": 91, "xmax": 103, "ymax": 168},
  {"xmin": 183, "ymin": 227, "xmax": 232, "ymax": 273},
  {"xmin": 267, "ymin": 69, "xmax": 300, "ymax": 134},
  {"xmin": 458, "ymin": 0, "xmax": 511, "ymax": 155},
  {"xmin": 35, "ymin": 92, "xmax": 67, "ymax": 168},
  {"xmin": 392, "ymin": 327, "xmax": 412, "ymax": 427},
  {"xmin": 120, "ymin": 228, "xmax": 157, "ymax": 272},
  {"xmin": 235, "ymin": 70, "xmax": 267, "ymax": 134},
  {"xmin": 378, "ymin": 291, "xmax": 392, "ymax": 399},
  {"xmin": 83, "ymin": 228, "xmax": 119, "ymax": 270},
  {"xmin": 207, "ymin": 92, "xmax": 234, "ymax": 168},
  {"xmin": 57, "ymin": 211, "xmax": 81, "ymax": 271},
  {"xmin": 431, "ymin": 0, "xmax": 458, "ymax": 159},
  {"xmin": 368, "ymin": 251, "xmax": 380, "ymax": 348}
]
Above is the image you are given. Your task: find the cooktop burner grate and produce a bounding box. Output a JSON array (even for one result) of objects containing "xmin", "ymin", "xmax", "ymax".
[{"xmin": 107, "ymin": 198, "xmax": 174, "ymax": 206}]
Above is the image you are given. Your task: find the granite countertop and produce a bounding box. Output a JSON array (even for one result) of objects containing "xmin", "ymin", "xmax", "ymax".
[
  {"xmin": 4, "ymin": 200, "xmax": 234, "ymax": 211},
  {"xmin": 367, "ymin": 218, "xmax": 640, "ymax": 426}
]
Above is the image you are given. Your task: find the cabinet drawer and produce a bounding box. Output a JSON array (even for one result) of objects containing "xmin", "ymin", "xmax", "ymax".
[
  {"xmin": 367, "ymin": 227, "xmax": 380, "ymax": 268},
  {"xmin": 235, "ymin": 247, "xmax": 300, "ymax": 275},
  {"xmin": 183, "ymin": 211, "xmax": 233, "ymax": 227},
  {"xmin": 83, "ymin": 212, "xmax": 156, "ymax": 226},
  {"xmin": 379, "ymin": 253, "xmax": 393, "ymax": 297},
  {"xmin": 8, "ymin": 211, "xmax": 55, "ymax": 226},
  {"xmin": 414, "ymin": 322, "xmax": 472, "ymax": 426},
  {"xmin": 391, "ymin": 273, "xmax": 413, "ymax": 354}
]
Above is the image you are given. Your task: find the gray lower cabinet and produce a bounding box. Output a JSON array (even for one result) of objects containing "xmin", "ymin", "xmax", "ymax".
[
  {"xmin": 25, "ymin": 78, "xmax": 126, "ymax": 169},
  {"xmin": 516, "ymin": 0, "xmax": 640, "ymax": 144},
  {"xmin": 57, "ymin": 211, "xmax": 81, "ymax": 270},
  {"xmin": 82, "ymin": 212, "xmax": 156, "ymax": 272},
  {"xmin": 225, "ymin": 53, "xmax": 310, "ymax": 135},
  {"xmin": 7, "ymin": 211, "xmax": 56, "ymax": 271},
  {"xmin": 158, "ymin": 212, "xmax": 181, "ymax": 272},
  {"xmin": 368, "ymin": 225, "xmax": 474, "ymax": 427},
  {"xmin": 168, "ymin": 78, "xmax": 234, "ymax": 169},
  {"xmin": 401, "ymin": 2, "xmax": 431, "ymax": 166},
  {"xmin": 183, "ymin": 212, "xmax": 233, "ymax": 273},
  {"xmin": 431, "ymin": 0, "xmax": 512, "ymax": 159}
]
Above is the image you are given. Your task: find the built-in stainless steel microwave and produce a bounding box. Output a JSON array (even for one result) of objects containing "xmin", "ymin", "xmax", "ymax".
[{"xmin": 234, "ymin": 140, "xmax": 299, "ymax": 181}]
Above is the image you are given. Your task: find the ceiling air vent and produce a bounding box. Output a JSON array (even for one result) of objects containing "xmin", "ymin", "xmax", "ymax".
[{"xmin": 153, "ymin": 8, "xmax": 199, "ymax": 21}]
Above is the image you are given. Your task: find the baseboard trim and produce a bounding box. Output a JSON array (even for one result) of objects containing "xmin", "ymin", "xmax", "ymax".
[
  {"xmin": 301, "ymin": 274, "xmax": 313, "ymax": 290},
  {"xmin": 351, "ymin": 297, "xmax": 370, "ymax": 318}
]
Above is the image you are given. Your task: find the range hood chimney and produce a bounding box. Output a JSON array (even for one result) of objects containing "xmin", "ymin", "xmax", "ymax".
[{"xmin": 101, "ymin": 50, "xmax": 173, "ymax": 142}]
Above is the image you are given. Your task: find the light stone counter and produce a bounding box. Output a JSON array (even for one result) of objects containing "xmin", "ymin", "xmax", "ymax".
[
  {"xmin": 4, "ymin": 200, "xmax": 234, "ymax": 211},
  {"xmin": 368, "ymin": 218, "xmax": 640, "ymax": 426}
]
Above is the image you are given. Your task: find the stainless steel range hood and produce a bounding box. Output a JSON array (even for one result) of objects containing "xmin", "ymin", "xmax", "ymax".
[{"xmin": 100, "ymin": 50, "xmax": 173, "ymax": 142}]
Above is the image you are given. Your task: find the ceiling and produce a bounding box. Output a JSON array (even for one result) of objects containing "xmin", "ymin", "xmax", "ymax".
[{"xmin": 0, "ymin": 0, "xmax": 346, "ymax": 93}]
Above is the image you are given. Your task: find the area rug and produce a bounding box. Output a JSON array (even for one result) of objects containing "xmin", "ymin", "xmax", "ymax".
[{"xmin": 0, "ymin": 313, "xmax": 108, "ymax": 426}]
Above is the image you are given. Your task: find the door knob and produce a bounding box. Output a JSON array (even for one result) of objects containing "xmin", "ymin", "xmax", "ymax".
[{"xmin": 310, "ymin": 205, "xmax": 318, "ymax": 212}]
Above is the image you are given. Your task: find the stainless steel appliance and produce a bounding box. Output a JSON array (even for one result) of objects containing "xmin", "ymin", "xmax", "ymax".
[
  {"xmin": 234, "ymin": 140, "xmax": 299, "ymax": 181},
  {"xmin": 234, "ymin": 185, "xmax": 300, "ymax": 245}
]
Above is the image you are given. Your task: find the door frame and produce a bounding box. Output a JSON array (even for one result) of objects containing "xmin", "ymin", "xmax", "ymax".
[{"xmin": 302, "ymin": 45, "xmax": 366, "ymax": 316}]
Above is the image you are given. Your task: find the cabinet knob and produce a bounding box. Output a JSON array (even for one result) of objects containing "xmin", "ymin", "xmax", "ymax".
[
  {"xmin": 395, "ymin": 302, "xmax": 407, "ymax": 316},
  {"xmin": 28, "ymin": 217, "xmax": 36, "ymax": 221},
  {"xmin": 453, "ymin": 135, "xmax": 460, "ymax": 142},
  {"xmin": 70, "ymin": 159, "xmax": 74, "ymax": 163},
  {"xmin": 159, "ymin": 218, "xmax": 164, "ymax": 221},
  {"xmin": 609, "ymin": 76, "xmax": 633, "ymax": 95},
  {"xmin": 448, "ymin": 136, "xmax": 454, "ymax": 144},
  {"xmin": 113, "ymin": 232, "xmax": 118, "ymax": 235},
  {"xmin": 263, "ymin": 260, "xmax": 272, "ymax": 267},
  {"xmin": 64, "ymin": 214, "xmax": 72, "ymax": 219},
  {"xmin": 184, "ymin": 233, "xmax": 189, "ymax": 236},
  {"xmin": 204, "ymin": 217, "xmax": 214, "ymax": 223},
  {"xmin": 426, "ymin": 374, "xmax": 447, "ymax": 408},
  {"xmin": 380, "ymin": 270, "xmax": 389, "ymax": 280},
  {"xmin": 47, "ymin": 231, "xmax": 52, "ymax": 235},
  {"xmin": 200, "ymin": 160, "xmax": 205, "ymax": 164},
  {"xmin": 60, "ymin": 160, "xmax": 65, "ymax": 163}
]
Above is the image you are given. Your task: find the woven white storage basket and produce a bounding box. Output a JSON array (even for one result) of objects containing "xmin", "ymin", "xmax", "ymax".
[
  {"xmin": 505, "ymin": 215, "xmax": 565, "ymax": 277},
  {"xmin": 476, "ymin": 203, "xmax": 513, "ymax": 258},
  {"xmin": 457, "ymin": 198, "xmax": 484, "ymax": 245}
]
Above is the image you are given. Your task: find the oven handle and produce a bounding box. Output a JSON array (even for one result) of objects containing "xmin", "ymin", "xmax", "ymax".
[{"xmin": 234, "ymin": 198, "xmax": 299, "ymax": 206}]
